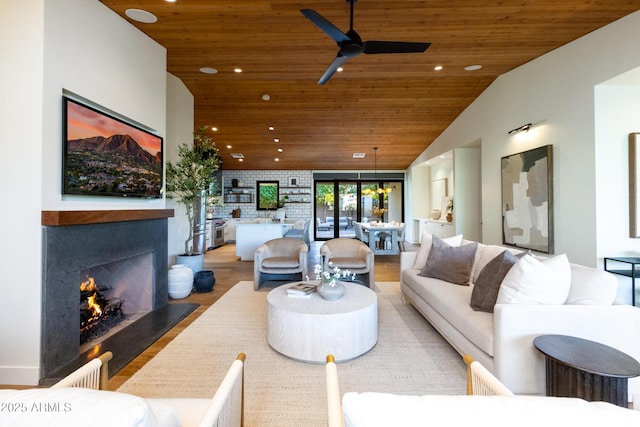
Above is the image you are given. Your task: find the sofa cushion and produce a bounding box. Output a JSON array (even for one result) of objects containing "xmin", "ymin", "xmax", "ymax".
[
  {"xmin": 403, "ymin": 268, "xmax": 494, "ymax": 356},
  {"xmin": 470, "ymin": 250, "xmax": 519, "ymax": 312},
  {"xmin": 566, "ymin": 264, "xmax": 617, "ymax": 305},
  {"xmin": 420, "ymin": 236, "xmax": 478, "ymax": 285},
  {"xmin": 262, "ymin": 256, "xmax": 299, "ymax": 269},
  {"xmin": 412, "ymin": 233, "xmax": 463, "ymax": 269},
  {"xmin": 329, "ymin": 257, "xmax": 368, "ymax": 269},
  {"xmin": 497, "ymin": 254, "xmax": 571, "ymax": 305}
]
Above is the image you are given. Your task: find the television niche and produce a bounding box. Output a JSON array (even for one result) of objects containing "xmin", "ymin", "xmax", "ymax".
[{"xmin": 62, "ymin": 96, "xmax": 163, "ymax": 198}]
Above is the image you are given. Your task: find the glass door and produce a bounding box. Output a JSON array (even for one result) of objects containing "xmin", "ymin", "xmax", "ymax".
[
  {"xmin": 314, "ymin": 181, "xmax": 358, "ymax": 240},
  {"xmin": 361, "ymin": 181, "xmax": 403, "ymax": 223}
]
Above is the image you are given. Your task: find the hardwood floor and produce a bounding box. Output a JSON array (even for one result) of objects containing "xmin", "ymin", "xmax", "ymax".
[{"xmin": 106, "ymin": 241, "xmax": 407, "ymax": 390}]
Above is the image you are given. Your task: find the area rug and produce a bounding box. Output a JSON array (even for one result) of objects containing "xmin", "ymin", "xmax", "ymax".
[{"xmin": 118, "ymin": 281, "xmax": 466, "ymax": 426}]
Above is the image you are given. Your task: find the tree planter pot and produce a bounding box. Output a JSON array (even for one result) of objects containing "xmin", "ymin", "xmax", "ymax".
[{"xmin": 176, "ymin": 253, "xmax": 204, "ymax": 273}]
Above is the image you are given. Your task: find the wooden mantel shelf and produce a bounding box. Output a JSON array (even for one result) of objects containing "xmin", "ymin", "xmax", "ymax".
[{"xmin": 42, "ymin": 209, "xmax": 175, "ymax": 226}]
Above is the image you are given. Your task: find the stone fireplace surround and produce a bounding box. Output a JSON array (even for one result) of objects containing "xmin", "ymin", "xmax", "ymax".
[{"xmin": 40, "ymin": 210, "xmax": 195, "ymax": 383}]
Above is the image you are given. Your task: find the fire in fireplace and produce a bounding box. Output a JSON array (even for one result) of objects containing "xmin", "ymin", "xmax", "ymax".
[{"xmin": 79, "ymin": 276, "xmax": 124, "ymax": 345}]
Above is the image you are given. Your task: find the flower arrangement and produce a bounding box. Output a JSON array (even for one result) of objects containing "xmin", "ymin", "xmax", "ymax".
[
  {"xmin": 372, "ymin": 206, "xmax": 387, "ymax": 218},
  {"xmin": 311, "ymin": 256, "xmax": 356, "ymax": 286}
]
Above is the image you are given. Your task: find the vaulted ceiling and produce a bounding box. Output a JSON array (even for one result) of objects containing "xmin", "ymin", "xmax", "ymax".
[{"xmin": 100, "ymin": 1, "xmax": 639, "ymax": 170}]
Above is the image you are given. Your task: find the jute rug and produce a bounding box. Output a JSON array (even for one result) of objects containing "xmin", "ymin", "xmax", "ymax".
[{"xmin": 118, "ymin": 281, "xmax": 466, "ymax": 426}]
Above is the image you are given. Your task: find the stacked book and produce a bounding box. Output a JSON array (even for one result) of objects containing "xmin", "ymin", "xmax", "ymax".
[{"xmin": 286, "ymin": 283, "xmax": 317, "ymax": 297}]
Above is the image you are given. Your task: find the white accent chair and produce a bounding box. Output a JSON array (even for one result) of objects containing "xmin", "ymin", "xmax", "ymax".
[
  {"xmin": 52, "ymin": 351, "xmax": 113, "ymax": 390},
  {"xmin": 463, "ymin": 354, "xmax": 514, "ymax": 396},
  {"xmin": 254, "ymin": 237, "xmax": 309, "ymax": 290},
  {"xmin": 49, "ymin": 351, "xmax": 247, "ymax": 427},
  {"xmin": 320, "ymin": 238, "xmax": 375, "ymax": 289}
]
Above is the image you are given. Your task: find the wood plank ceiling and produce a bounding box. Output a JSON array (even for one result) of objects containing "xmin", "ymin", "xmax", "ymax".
[{"xmin": 99, "ymin": 1, "xmax": 639, "ymax": 170}]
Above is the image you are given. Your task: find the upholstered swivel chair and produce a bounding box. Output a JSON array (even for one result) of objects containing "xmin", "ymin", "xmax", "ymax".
[
  {"xmin": 254, "ymin": 237, "xmax": 309, "ymax": 290},
  {"xmin": 284, "ymin": 219, "xmax": 311, "ymax": 247},
  {"xmin": 319, "ymin": 238, "xmax": 375, "ymax": 290}
]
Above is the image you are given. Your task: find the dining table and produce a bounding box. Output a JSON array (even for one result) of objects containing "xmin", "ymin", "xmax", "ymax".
[{"xmin": 361, "ymin": 222, "xmax": 404, "ymax": 255}]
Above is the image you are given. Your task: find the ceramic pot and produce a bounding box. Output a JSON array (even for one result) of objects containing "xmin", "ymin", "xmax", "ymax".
[
  {"xmin": 446, "ymin": 212, "xmax": 453, "ymax": 222},
  {"xmin": 194, "ymin": 270, "xmax": 215, "ymax": 293},
  {"xmin": 168, "ymin": 264, "xmax": 193, "ymax": 299},
  {"xmin": 318, "ymin": 280, "xmax": 345, "ymax": 301},
  {"xmin": 176, "ymin": 253, "xmax": 204, "ymax": 273}
]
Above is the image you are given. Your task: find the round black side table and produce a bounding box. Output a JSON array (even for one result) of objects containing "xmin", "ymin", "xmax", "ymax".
[{"xmin": 533, "ymin": 334, "xmax": 640, "ymax": 407}]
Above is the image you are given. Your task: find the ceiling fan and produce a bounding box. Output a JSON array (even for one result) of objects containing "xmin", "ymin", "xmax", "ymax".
[{"xmin": 301, "ymin": 0, "xmax": 431, "ymax": 85}]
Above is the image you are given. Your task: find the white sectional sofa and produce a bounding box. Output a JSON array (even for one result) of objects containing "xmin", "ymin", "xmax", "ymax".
[{"xmin": 400, "ymin": 233, "xmax": 640, "ymax": 399}]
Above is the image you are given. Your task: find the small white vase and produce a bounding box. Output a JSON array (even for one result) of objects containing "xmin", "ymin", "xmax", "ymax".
[
  {"xmin": 168, "ymin": 264, "xmax": 193, "ymax": 299},
  {"xmin": 318, "ymin": 280, "xmax": 345, "ymax": 301}
]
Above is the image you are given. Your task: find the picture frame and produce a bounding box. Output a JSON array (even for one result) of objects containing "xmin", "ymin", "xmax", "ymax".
[
  {"xmin": 501, "ymin": 145, "xmax": 554, "ymax": 253},
  {"xmin": 629, "ymin": 133, "xmax": 640, "ymax": 237},
  {"xmin": 289, "ymin": 177, "xmax": 299, "ymax": 186},
  {"xmin": 62, "ymin": 96, "xmax": 163, "ymax": 198},
  {"xmin": 257, "ymin": 180, "xmax": 279, "ymax": 210}
]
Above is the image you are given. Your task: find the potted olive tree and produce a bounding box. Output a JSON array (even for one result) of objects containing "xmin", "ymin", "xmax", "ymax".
[{"xmin": 166, "ymin": 126, "xmax": 221, "ymax": 272}]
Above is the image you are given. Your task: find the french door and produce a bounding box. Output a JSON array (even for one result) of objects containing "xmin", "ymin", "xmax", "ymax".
[{"xmin": 314, "ymin": 180, "xmax": 403, "ymax": 240}]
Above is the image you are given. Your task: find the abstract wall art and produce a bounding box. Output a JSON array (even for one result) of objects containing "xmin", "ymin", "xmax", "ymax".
[{"xmin": 501, "ymin": 145, "xmax": 554, "ymax": 253}]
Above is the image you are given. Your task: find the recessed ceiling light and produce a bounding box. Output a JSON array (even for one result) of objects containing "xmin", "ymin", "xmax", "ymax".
[
  {"xmin": 464, "ymin": 65, "xmax": 482, "ymax": 71},
  {"xmin": 230, "ymin": 153, "xmax": 244, "ymax": 159},
  {"xmin": 234, "ymin": 68, "xmax": 243, "ymax": 73},
  {"xmin": 274, "ymin": 158, "xmax": 280, "ymax": 162},
  {"xmin": 268, "ymin": 126, "xmax": 275, "ymax": 131},
  {"xmin": 262, "ymin": 94, "xmax": 271, "ymax": 101},
  {"xmin": 165, "ymin": 0, "xmax": 177, "ymax": 2},
  {"xmin": 434, "ymin": 65, "xmax": 443, "ymax": 71},
  {"xmin": 211, "ymin": 127, "xmax": 218, "ymax": 132},
  {"xmin": 226, "ymin": 145, "xmax": 232, "ymax": 149},
  {"xmin": 277, "ymin": 148, "xmax": 283, "ymax": 153},
  {"xmin": 353, "ymin": 153, "xmax": 366, "ymax": 158},
  {"xmin": 238, "ymin": 158, "xmax": 243, "ymax": 162},
  {"xmin": 273, "ymin": 138, "xmax": 280, "ymax": 143},
  {"xmin": 337, "ymin": 67, "xmax": 344, "ymax": 73},
  {"xmin": 125, "ymin": 9, "xmax": 157, "ymax": 23},
  {"xmin": 200, "ymin": 67, "xmax": 218, "ymax": 74}
]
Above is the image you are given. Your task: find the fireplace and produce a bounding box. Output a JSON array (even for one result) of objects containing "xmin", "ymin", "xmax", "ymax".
[
  {"xmin": 40, "ymin": 210, "xmax": 196, "ymax": 383},
  {"xmin": 78, "ymin": 253, "xmax": 153, "ymax": 348}
]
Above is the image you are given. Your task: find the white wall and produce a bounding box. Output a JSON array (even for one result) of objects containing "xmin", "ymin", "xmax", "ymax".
[
  {"xmin": 166, "ymin": 74, "xmax": 195, "ymax": 261},
  {"xmin": 594, "ymin": 79, "xmax": 640, "ymax": 303},
  {"xmin": 0, "ymin": 0, "xmax": 169, "ymax": 384},
  {"xmin": 0, "ymin": 0, "xmax": 45, "ymax": 385},
  {"xmin": 408, "ymin": 11, "xmax": 640, "ymax": 272}
]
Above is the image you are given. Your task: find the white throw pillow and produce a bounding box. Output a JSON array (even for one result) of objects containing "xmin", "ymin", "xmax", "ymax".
[
  {"xmin": 412, "ymin": 233, "xmax": 463, "ymax": 269},
  {"xmin": 496, "ymin": 254, "xmax": 571, "ymax": 305}
]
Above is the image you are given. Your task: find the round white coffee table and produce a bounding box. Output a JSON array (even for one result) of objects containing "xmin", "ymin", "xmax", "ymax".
[{"xmin": 267, "ymin": 281, "xmax": 378, "ymax": 362}]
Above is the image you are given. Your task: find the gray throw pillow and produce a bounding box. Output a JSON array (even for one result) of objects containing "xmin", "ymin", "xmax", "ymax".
[
  {"xmin": 470, "ymin": 250, "xmax": 522, "ymax": 312},
  {"xmin": 420, "ymin": 236, "xmax": 478, "ymax": 285}
]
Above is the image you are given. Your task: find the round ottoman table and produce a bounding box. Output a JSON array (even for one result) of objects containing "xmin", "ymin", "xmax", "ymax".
[{"xmin": 267, "ymin": 281, "xmax": 378, "ymax": 362}]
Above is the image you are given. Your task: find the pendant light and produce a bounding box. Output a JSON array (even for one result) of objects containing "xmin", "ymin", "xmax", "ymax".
[{"xmin": 362, "ymin": 147, "xmax": 391, "ymax": 195}]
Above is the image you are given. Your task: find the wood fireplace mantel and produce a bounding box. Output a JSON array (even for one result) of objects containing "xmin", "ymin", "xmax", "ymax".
[{"xmin": 42, "ymin": 209, "xmax": 175, "ymax": 226}]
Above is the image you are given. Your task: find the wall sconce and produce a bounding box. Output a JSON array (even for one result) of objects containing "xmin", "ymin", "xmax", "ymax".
[{"xmin": 508, "ymin": 123, "xmax": 532, "ymax": 135}]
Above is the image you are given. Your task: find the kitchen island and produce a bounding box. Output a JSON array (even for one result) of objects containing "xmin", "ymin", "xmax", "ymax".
[{"xmin": 235, "ymin": 220, "xmax": 293, "ymax": 261}]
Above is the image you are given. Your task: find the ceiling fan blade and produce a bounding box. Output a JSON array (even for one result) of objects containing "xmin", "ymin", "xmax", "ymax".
[
  {"xmin": 301, "ymin": 9, "xmax": 351, "ymax": 43},
  {"xmin": 318, "ymin": 54, "xmax": 349, "ymax": 85},
  {"xmin": 363, "ymin": 41, "xmax": 431, "ymax": 54}
]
